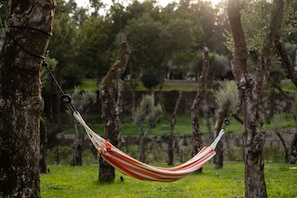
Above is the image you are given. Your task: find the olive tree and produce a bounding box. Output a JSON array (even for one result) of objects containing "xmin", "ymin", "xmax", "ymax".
[
  {"xmin": 227, "ymin": 0, "xmax": 284, "ymax": 197},
  {"xmin": 0, "ymin": 0, "xmax": 56, "ymax": 196},
  {"xmin": 133, "ymin": 94, "xmax": 163, "ymax": 162}
]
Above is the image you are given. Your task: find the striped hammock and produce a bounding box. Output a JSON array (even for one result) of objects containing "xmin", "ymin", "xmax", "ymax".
[{"xmin": 73, "ymin": 111, "xmax": 224, "ymax": 182}]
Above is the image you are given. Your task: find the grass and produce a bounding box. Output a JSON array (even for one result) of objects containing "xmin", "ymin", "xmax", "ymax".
[
  {"xmin": 41, "ymin": 163, "xmax": 297, "ymax": 198},
  {"xmin": 78, "ymin": 79, "xmax": 297, "ymax": 93},
  {"xmin": 62, "ymin": 111, "xmax": 295, "ymax": 136},
  {"xmin": 77, "ymin": 79, "xmax": 200, "ymax": 92}
]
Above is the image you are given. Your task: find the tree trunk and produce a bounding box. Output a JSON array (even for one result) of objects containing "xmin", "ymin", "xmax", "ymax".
[
  {"xmin": 71, "ymin": 121, "xmax": 84, "ymax": 166},
  {"xmin": 167, "ymin": 91, "xmax": 182, "ymax": 166},
  {"xmin": 98, "ymin": 42, "xmax": 130, "ymax": 182},
  {"xmin": 130, "ymin": 77, "xmax": 138, "ymax": 114},
  {"xmin": 0, "ymin": 1, "xmax": 55, "ymax": 197},
  {"xmin": 276, "ymin": 131, "xmax": 289, "ymax": 163},
  {"xmin": 214, "ymin": 110, "xmax": 226, "ymax": 169},
  {"xmin": 191, "ymin": 47, "xmax": 210, "ymax": 173},
  {"xmin": 139, "ymin": 134, "xmax": 146, "ymax": 163},
  {"xmin": 289, "ymin": 131, "xmax": 297, "ymax": 164},
  {"xmin": 276, "ymin": 41, "xmax": 297, "ymax": 86},
  {"xmin": 39, "ymin": 118, "xmax": 47, "ymax": 173},
  {"xmin": 227, "ymin": 0, "xmax": 283, "ymax": 197}
]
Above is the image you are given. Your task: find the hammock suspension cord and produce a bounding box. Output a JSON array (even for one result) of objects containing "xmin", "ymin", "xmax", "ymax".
[{"xmin": 44, "ymin": 62, "xmax": 232, "ymax": 182}]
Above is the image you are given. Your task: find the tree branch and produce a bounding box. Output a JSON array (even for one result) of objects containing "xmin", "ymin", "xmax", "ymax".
[{"xmin": 276, "ymin": 41, "xmax": 297, "ymax": 86}]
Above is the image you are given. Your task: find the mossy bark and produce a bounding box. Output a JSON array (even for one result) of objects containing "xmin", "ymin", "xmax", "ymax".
[
  {"xmin": 98, "ymin": 42, "xmax": 130, "ymax": 182},
  {"xmin": 0, "ymin": 0, "xmax": 56, "ymax": 197}
]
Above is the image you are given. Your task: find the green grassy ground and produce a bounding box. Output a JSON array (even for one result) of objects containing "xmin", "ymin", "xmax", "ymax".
[
  {"xmin": 78, "ymin": 79, "xmax": 297, "ymax": 93},
  {"xmin": 41, "ymin": 163, "xmax": 297, "ymax": 198},
  {"xmin": 63, "ymin": 112, "xmax": 295, "ymax": 136}
]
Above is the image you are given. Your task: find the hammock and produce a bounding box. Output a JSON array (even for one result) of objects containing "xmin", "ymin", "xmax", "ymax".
[{"xmin": 73, "ymin": 111, "xmax": 225, "ymax": 182}]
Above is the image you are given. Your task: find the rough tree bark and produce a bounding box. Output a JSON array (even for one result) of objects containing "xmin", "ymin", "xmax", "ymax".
[
  {"xmin": 227, "ymin": 0, "xmax": 283, "ymax": 197},
  {"xmin": 0, "ymin": 1, "xmax": 56, "ymax": 197},
  {"xmin": 191, "ymin": 47, "xmax": 209, "ymax": 172},
  {"xmin": 98, "ymin": 41, "xmax": 130, "ymax": 182}
]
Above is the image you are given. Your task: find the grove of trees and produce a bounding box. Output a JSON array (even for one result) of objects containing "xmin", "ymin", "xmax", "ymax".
[{"xmin": 0, "ymin": 0, "xmax": 297, "ymax": 197}]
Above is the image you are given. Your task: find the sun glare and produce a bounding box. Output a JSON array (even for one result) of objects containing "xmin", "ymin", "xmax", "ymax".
[{"xmin": 75, "ymin": 0, "xmax": 222, "ymax": 8}]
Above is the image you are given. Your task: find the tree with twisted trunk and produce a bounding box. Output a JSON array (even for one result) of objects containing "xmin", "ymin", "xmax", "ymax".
[
  {"xmin": 98, "ymin": 41, "xmax": 130, "ymax": 182},
  {"xmin": 0, "ymin": 1, "xmax": 56, "ymax": 197},
  {"xmin": 227, "ymin": 0, "xmax": 284, "ymax": 197}
]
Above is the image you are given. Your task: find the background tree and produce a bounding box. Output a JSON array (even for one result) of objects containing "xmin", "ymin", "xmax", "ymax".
[
  {"xmin": 141, "ymin": 69, "xmax": 163, "ymax": 92},
  {"xmin": 77, "ymin": 16, "xmax": 112, "ymax": 82},
  {"xmin": 227, "ymin": 0, "xmax": 284, "ymax": 197},
  {"xmin": 98, "ymin": 41, "xmax": 130, "ymax": 182},
  {"xmin": 0, "ymin": 0, "xmax": 56, "ymax": 196},
  {"xmin": 70, "ymin": 88, "xmax": 96, "ymax": 166},
  {"xmin": 40, "ymin": 57, "xmax": 58, "ymax": 173},
  {"xmin": 158, "ymin": 91, "xmax": 183, "ymax": 166},
  {"xmin": 0, "ymin": 0, "xmax": 9, "ymax": 35},
  {"xmin": 48, "ymin": 0, "xmax": 81, "ymax": 88},
  {"xmin": 191, "ymin": 47, "xmax": 210, "ymax": 172},
  {"xmin": 209, "ymin": 53, "xmax": 231, "ymax": 80},
  {"xmin": 213, "ymin": 81, "xmax": 239, "ymax": 169},
  {"xmin": 289, "ymin": 98, "xmax": 297, "ymax": 164},
  {"xmin": 133, "ymin": 94, "xmax": 163, "ymax": 162}
]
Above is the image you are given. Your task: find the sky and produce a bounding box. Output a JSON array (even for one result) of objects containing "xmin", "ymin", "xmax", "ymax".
[
  {"xmin": 75, "ymin": 0, "xmax": 176, "ymax": 8},
  {"xmin": 75, "ymin": 0, "xmax": 221, "ymax": 10}
]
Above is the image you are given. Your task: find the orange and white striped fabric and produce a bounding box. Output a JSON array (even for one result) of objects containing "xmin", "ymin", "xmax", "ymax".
[{"xmin": 73, "ymin": 111, "xmax": 224, "ymax": 182}]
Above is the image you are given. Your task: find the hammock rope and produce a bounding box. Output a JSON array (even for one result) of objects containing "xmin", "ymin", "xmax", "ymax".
[
  {"xmin": 43, "ymin": 61, "xmax": 227, "ymax": 182},
  {"xmin": 73, "ymin": 111, "xmax": 225, "ymax": 182}
]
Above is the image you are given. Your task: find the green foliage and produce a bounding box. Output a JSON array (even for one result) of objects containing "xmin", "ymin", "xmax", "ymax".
[
  {"xmin": 266, "ymin": 55, "xmax": 285, "ymax": 87},
  {"xmin": 224, "ymin": 0, "xmax": 296, "ymax": 54},
  {"xmin": 0, "ymin": 0, "xmax": 9, "ymax": 30},
  {"xmin": 281, "ymin": 0, "xmax": 297, "ymax": 43},
  {"xmin": 209, "ymin": 53, "xmax": 230, "ymax": 78},
  {"xmin": 71, "ymin": 87, "xmax": 97, "ymax": 108},
  {"xmin": 241, "ymin": 0, "xmax": 272, "ymax": 52},
  {"xmin": 133, "ymin": 94, "xmax": 163, "ymax": 129},
  {"xmin": 77, "ymin": 16, "xmax": 111, "ymax": 80},
  {"xmin": 140, "ymin": 71, "xmax": 163, "ymax": 91},
  {"xmin": 214, "ymin": 81, "xmax": 239, "ymax": 113},
  {"xmin": 41, "ymin": 163, "xmax": 297, "ymax": 198},
  {"xmin": 41, "ymin": 57, "xmax": 58, "ymax": 89},
  {"xmin": 48, "ymin": 0, "xmax": 83, "ymax": 88}
]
